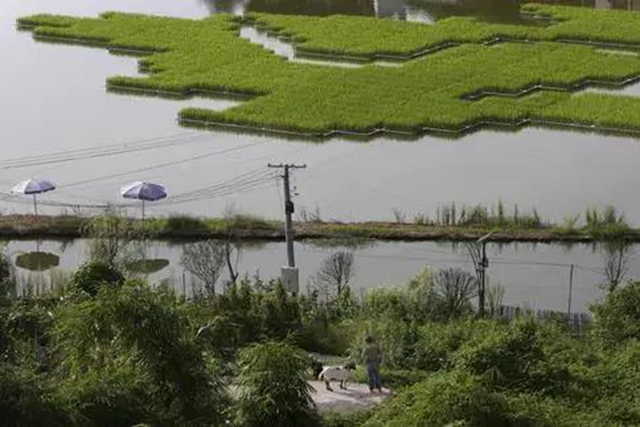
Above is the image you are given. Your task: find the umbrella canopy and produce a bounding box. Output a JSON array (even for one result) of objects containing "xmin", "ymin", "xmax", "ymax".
[
  {"xmin": 12, "ymin": 179, "xmax": 56, "ymax": 195},
  {"xmin": 121, "ymin": 181, "xmax": 167, "ymax": 201}
]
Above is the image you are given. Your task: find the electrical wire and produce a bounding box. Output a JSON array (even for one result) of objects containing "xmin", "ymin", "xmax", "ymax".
[
  {"xmin": 58, "ymin": 140, "xmax": 268, "ymax": 189},
  {"xmin": 0, "ymin": 131, "xmax": 203, "ymax": 170}
]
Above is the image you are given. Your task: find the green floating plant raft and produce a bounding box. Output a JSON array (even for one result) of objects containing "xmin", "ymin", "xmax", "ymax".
[{"xmin": 17, "ymin": 5, "xmax": 640, "ymax": 138}]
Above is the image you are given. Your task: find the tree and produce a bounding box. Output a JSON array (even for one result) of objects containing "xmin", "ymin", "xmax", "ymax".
[
  {"xmin": 180, "ymin": 241, "xmax": 226, "ymax": 296},
  {"xmin": 433, "ymin": 267, "xmax": 477, "ymax": 320},
  {"xmin": 235, "ymin": 341, "xmax": 319, "ymax": 427},
  {"xmin": 80, "ymin": 208, "xmax": 143, "ymax": 268},
  {"xmin": 602, "ymin": 240, "xmax": 632, "ymax": 293},
  {"xmin": 312, "ymin": 251, "xmax": 355, "ymax": 297},
  {"xmin": 221, "ymin": 206, "xmax": 243, "ymax": 286}
]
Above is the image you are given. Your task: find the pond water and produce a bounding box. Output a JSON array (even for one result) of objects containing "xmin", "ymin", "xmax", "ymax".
[
  {"xmin": 1, "ymin": 0, "xmax": 640, "ymax": 226},
  {"xmin": 7, "ymin": 238, "xmax": 639, "ymax": 313}
]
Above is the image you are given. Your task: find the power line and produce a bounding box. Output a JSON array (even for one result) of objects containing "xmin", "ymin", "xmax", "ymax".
[
  {"xmin": 58, "ymin": 140, "xmax": 268, "ymax": 189},
  {"xmin": 0, "ymin": 131, "xmax": 202, "ymax": 170}
]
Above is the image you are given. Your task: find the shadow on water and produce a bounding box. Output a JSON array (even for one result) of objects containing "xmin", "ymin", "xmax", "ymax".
[{"xmin": 15, "ymin": 251, "xmax": 60, "ymax": 272}]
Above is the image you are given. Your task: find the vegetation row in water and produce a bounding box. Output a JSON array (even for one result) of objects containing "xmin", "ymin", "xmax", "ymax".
[
  {"xmin": 15, "ymin": 6, "xmax": 640, "ymax": 138},
  {"xmin": 248, "ymin": 4, "xmax": 640, "ymax": 59}
]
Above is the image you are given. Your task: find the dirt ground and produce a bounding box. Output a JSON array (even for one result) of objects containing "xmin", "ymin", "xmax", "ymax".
[{"xmin": 309, "ymin": 380, "xmax": 391, "ymax": 414}]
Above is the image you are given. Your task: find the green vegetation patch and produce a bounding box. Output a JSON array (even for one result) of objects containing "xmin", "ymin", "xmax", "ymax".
[
  {"xmin": 16, "ymin": 7, "xmax": 640, "ymax": 138},
  {"xmin": 250, "ymin": 4, "xmax": 640, "ymax": 59}
]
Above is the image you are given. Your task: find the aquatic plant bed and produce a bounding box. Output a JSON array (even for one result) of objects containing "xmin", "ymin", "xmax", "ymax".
[
  {"xmin": 0, "ymin": 214, "xmax": 638, "ymax": 243},
  {"xmin": 17, "ymin": 6, "xmax": 640, "ymax": 138}
]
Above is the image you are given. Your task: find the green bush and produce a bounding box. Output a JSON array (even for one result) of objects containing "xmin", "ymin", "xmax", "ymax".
[
  {"xmin": 71, "ymin": 261, "xmax": 124, "ymax": 296},
  {"xmin": 592, "ymin": 282, "xmax": 640, "ymax": 345},
  {"xmin": 322, "ymin": 410, "xmax": 373, "ymax": 427},
  {"xmin": 453, "ymin": 318, "xmax": 575, "ymax": 396},
  {"xmin": 363, "ymin": 371, "xmax": 513, "ymax": 427},
  {"xmin": 589, "ymin": 339, "xmax": 640, "ymax": 425},
  {"xmin": 352, "ymin": 366, "xmax": 430, "ymax": 389},
  {"xmin": 0, "ymin": 363, "xmax": 69, "ymax": 427},
  {"xmin": 413, "ymin": 319, "xmax": 500, "ymax": 372},
  {"xmin": 349, "ymin": 318, "xmax": 419, "ymax": 369},
  {"xmin": 235, "ymin": 341, "xmax": 320, "ymax": 427},
  {"xmin": 53, "ymin": 283, "xmax": 228, "ymax": 425},
  {"xmin": 164, "ymin": 214, "xmax": 208, "ymax": 233},
  {"xmin": 363, "ymin": 370, "xmax": 599, "ymax": 427}
]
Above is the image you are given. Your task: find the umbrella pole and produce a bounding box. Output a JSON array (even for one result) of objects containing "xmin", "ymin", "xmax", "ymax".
[
  {"xmin": 33, "ymin": 194, "xmax": 38, "ymax": 218},
  {"xmin": 142, "ymin": 199, "xmax": 145, "ymax": 221}
]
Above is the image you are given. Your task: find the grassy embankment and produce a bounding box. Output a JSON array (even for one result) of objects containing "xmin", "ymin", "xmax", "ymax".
[
  {"xmin": 0, "ymin": 205, "xmax": 634, "ymax": 242},
  {"xmin": 16, "ymin": 7, "xmax": 640, "ymax": 138}
]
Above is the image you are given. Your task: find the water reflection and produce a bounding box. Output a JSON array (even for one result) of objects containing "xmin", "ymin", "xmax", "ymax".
[
  {"xmin": 125, "ymin": 258, "xmax": 170, "ymax": 274},
  {"xmin": 200, "ymin": 0, "xmax": 640, "ymax": 21},
  {"xmin": 3, "ymin": 238, "xmax": 631, "ymax": 312},
  {"xmin": 15, "ymin": 251, "xmax": 60, "ymax": 272}
]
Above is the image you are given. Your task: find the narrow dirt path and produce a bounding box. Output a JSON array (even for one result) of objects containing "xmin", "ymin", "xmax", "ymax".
[{"xmin": 309, "ymin": 380, "xmax": 391, "ymax": 414}]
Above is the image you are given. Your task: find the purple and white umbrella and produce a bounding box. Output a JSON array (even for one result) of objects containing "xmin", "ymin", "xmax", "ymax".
[
  {"xmin": 121, "ymin": 181, "xmax": 167, "ymax": 219},
  {"xmin": 12, "ymin": 179, "xmax": 56, "ymax": 216}
]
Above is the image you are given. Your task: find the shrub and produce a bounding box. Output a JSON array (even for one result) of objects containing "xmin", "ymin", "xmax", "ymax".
[
  {"xmin": 165, "ymin": 214, "xmax": 208, "ymax": 233},
  {"xmin": 0, "ymin": 363, "xmax": 69, "ymax": 427},
  {"xmin": 363, "ymin": 371, "xmax": 513, "ymax": 427},
  {"xmin": 590, "ymin": 340, "xmax": 640, "ymax": 425},
  {"xmin": 235, "ymin": 341, "xmax": 320, "ymax": 427},
  {"xmin": 352, "ymin": 366, "xmax": 430, "ymax": 389},
  {"xmin": 349, "ymin": 318, "xmax": 419, "ymax": 369},
  {"xmin": 363, "ymin": 370, "xmax": 597, "ymax": 427},
  {"xmin": 361, "ymin": 287, "xmax": 410, "ymax": 321},
  {"xmin": 453, "ymin": 318, "xmax": 574, "ymax": 396},
  {"xmin": 592, "ymin": 282, "xmax": 640, "ymax": 345},
  {"xmin": 71, "ymin": 261, "xmax": 124, "ymax": 296},
  {"xmin": 323, "ymin": 410, "xmax": 373, "ymax": 427},
  {"xmin": 258, "ymin": 281, "xmax": 303, "ymax": 340},
  {"xmin": 53, "ymin": 283, "xmax": 228, "ymax": 425},
  {"xmin": 413, "ymin": 319, "xmax": 500, "ymax": 372}
]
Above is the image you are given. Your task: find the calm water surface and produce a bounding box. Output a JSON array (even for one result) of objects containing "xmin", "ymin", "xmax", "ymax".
[
  {"xmin": 1, "ymin": 1, "xmax": 640, "ymax": 223},
  {"xmin": 9, "ymin": 238, "xmax": 640, "ymax": 313}
]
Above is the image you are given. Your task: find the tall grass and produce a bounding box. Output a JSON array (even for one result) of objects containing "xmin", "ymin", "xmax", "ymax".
[
  {"xmin": 415, "ymin": 202, "xmax": 545, "ymax": 230},
  {"xmin": 17, "ymin": 10, "xmax": 640, "ymax": 137}
]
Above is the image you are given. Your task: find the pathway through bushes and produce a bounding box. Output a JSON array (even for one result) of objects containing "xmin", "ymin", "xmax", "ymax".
[{"xmin": 309, "ymin": 381, "xmax": 391, "ymax": 413}]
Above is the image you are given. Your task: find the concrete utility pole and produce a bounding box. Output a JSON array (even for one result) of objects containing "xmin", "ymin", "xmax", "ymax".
[
  {"xmin": 467, "ymin": 232, "xmax": 492, "ymax": 317},
  {"xmin": 268, "ymin": 163, "xmax": 306, "ymax": 295},
  {"xmin": 567, "ymin": 264, "xmax": 574, "ymax": 320}
]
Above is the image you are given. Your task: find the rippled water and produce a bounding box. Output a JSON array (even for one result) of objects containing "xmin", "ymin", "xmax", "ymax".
[{"xmin": 1, "ymin": 0, "xmax": 640, "ymax": 226}]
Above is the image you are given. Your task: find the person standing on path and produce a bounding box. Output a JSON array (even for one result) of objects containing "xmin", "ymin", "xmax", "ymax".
[{"xmin": 362, "ymin": 336, "xmax": 383, "ymax": 394}]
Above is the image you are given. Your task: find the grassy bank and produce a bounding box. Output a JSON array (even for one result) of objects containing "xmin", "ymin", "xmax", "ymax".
[
  {"xmin": 16, "ymin": 8, "xmax": 640, "ymax": 138},
  {"xmin": 0, "ymin": 209, "xmax": 635, "ymax": 243}
]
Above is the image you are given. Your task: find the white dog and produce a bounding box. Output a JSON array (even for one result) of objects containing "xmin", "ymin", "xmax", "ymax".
[{"xmin": 318, "ymin": 362, "xmax": 356, "ymax": 391}]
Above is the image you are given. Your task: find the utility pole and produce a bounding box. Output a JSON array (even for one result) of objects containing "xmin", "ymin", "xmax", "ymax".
[
  {"xmin": 567, "ymin": 264, "xmax": 574, "ymax": 320},
  {"xmin": 269, "ymin": 163, "xmax": 306, "ymax": 295},
  {"xmin": 467, "ymin": 232, "xmax": 492, "ymax": 317}
]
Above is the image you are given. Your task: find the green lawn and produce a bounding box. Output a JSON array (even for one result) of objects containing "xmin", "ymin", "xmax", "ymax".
[{"xmin": 17, "ymin": 6, "xmax": 640, "ymax": 137}]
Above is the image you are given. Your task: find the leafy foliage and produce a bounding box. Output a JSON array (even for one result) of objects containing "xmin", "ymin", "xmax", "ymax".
[
  {"xmin": 53, "ymin": 283, "xmax": 228, "ymax": 425},
  {"xmin": 235, "ymin": 341, "xmax": 320, "ymax": 427},
  {"xmin": 592, "ymin": 281, "xmax": 640, "ymax": 344},
  {"xmin": 71, "ymin": 261, "xmax": 124, "ymax": 296}
]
